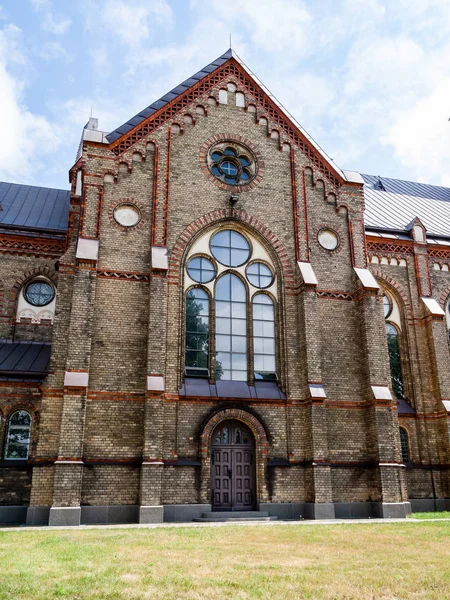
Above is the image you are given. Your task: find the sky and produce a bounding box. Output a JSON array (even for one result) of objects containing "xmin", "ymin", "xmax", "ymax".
[{"xmin": 0, "ymin": 0, "xmax": 449, "ymax": 190}]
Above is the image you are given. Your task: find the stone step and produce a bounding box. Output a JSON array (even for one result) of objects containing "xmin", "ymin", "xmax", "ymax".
[
  {"xmin": 201, "ymin": 511, "xmax": 270, "ymax": 518},
  {"xmin": 193, "ymin": 516, "xmax": 278, "ymax": 522}
]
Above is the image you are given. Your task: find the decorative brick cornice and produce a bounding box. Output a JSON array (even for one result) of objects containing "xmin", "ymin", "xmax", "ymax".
[
  {"xmin": 366, "ymin": 239, "xmax": 413, "ymax": 256},
  {"xmin": 169, "ymin": 208, "xmax": 295, "ymax": 291},
  {"xmin": 428, "ymin": 246, "xmax": 450, "ymax": 260},
  {"xmin": 0, "ymin": 233, "xmax": 66, "ymax": 258},
  {"xmin": 109, "ymin": 58, "xmax": 344, "ymax": 188},
  {"xmin": 96, "ymin": 270, "xmax": 150, "ymax": 282},
  {"xmin": 318, "ymin": 289, "xmax": 354, "ymax": 301}
]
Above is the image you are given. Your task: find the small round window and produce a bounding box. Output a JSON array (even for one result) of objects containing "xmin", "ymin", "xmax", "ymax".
[
  {"xmin": 25, "ymin": 281, "xmax": 55, "ymax": 307},
  {"xmin": 318, "ymin": 228, "xmax": 339, "ymax": 251},
  {"xmin": 246, "ymin": 262, "xmax": 273, "ymax": 288},
  {"xmin": 114, "ymin": 204, "xmax": 141, "ymax": 227},
  {"xmin": 210, "ymin": 230, "xmax": 250, "ymax": 267},
  {"xmin": 187, "ymin": 256, "xmax": 216, "ymax": 283}
]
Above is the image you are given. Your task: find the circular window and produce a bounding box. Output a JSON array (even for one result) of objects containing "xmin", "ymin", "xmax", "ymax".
[
  {"xmin": 187, "ymin": 256, "xmax": 216, "ymax": 283},
  {"xmin": 25, "ymin": 281, "xmax": 55, "ymax": 307},
  {"xmin": 318, "ymin": 228, "xmax": 339, "ymax": 251},
  {"xmin": 210, "ymin": 230, "xmax": 250, "ymax": 267},
  {"xmin": 114, "ymin": 204, "xmax": 141, "ymax": 227},
  {"xmin": 207, "ymin": 142, "xmax": 257, "ymax": 186},
  {"xmin": 246, "ymin": 262, "xmax": 273, "ymax": 288}
]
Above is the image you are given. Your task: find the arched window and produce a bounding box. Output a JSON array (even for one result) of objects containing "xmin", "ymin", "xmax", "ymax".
[
  {"xmin": 16, "ymin": 277, "xmax": 56, "ymax": 324},
  {"xmin": 382, "ymin": 290, "xmax": 405, "ymax": 399},
  {"xmin": 184, "ymin": 228, "xmax": 278, "ymax": 383},
  {"xmin": 215, "ymin": 273, "xmax": 247, "ymax": 381},
  {"xmin": 185, "ymin": 288, "xmax": 210, "ymax": 376},
  {"xmin": 399, "ymin": 427, "xmax": 410, "ymax": 463},
  {"xmin": 4, "ymin": 410, "xmax": 32, "ymax": 460}
]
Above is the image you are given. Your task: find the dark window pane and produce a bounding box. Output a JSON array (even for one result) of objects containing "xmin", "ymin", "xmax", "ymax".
[
  {"xmin": 223, "ymin": 147, "xmax": 236, "ymax": 156},
  {"xmin": 400, "ymin": 428, "xmax": 410, "ymax": 462},
  {"xmin": 10, "ymin": 411, "xmax": 31, "ymax": 427},
  {"xmin": 185, "ymin": 290, "xmax": 209, "ymax": 371},
  {"xmin": 211, "ymin": 152, "xmax": 222, "ymax": 161},
  {"xmin": 386, "ymin": 323, "xmax": 404, "ymax": 398}
]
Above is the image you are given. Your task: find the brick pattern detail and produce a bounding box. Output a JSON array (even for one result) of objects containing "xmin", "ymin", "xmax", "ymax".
[{"xmin": 0, "ymin": 234, "xmax": 66, "ymax": 258}]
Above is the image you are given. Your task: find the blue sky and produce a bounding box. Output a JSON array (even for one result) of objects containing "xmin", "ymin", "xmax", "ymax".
[{"xmin": 0, "ymin": 0, "xmax": 449, "ymax": 190}]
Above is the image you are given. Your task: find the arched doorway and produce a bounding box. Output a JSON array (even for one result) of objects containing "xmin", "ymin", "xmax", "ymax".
[{"xmin": 211, "ymin": 420, "xmax": 256, "ymax": 511}]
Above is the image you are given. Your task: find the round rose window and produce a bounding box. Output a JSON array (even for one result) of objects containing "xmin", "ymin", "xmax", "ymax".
[
  {"xmin": 114, "ymin": 204, "xmax": 141, "ymax": 227},
  {"xmin": 207, "ymin": 142, "xmax": 257, "ymax": 186}
]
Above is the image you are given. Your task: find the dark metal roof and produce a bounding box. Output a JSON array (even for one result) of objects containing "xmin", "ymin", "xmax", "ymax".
[
  {"xmin": 0, "ymin": 182, "xmax": 70, "ymax": 232},
  {"xmin": 362, "ymin": 174, "xmax": 450, "ymax": 238},
  {"xmin": 179, "ymin": 378, "xmax": 286, "ymax": 400},
  {"xmin": 106, "ymin": 49, "xmax": 234, "ymax": 143},
  {"xmin": 0, "ymin": 340, "xmax": 51, "ymax": 380}
]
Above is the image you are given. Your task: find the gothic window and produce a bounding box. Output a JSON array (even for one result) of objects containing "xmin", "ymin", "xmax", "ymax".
[
  {"xmin": 17, "ymin": 277, "xmax": 56, "ymax": 324},
  {"xmin": 382, "ymin": 290, "xmax": 405, "ymax": 399},
  {"xmin": 399, "ymin": 427, "xmax": 410, "ymax": 463},
  {"xmin": 4, "ymin": 410, "xmax": 31, "ymax": 460},
  {"xmin": 184, "ymin": 227, "xmax": 278, "ymax": 382},
  {"xmin": 185, "ymin": 288, "xmax": 210, "ymax": 376}
]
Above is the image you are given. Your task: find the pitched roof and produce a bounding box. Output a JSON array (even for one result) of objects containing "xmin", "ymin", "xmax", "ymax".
[
  {"xmin": 362, "ymin": 174, "xmax": 450, "ymax": 239},
  {"xmin": 0, "ymin": 181, "xmax": 70, "ymax": 232},
  {"xmin": 106, "ymin": 49, "xmax": 235, "ymax": 144},
  {"xmin": 105, "ymin": 49, "xmax": 348, "ymax": 185},
  {"xmin": 0, "ymin": 340, "xmax": 51, "ymax": 381}
]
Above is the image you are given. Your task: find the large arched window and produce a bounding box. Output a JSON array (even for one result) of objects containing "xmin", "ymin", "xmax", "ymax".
[
  {"xmin": 4, "ymin": 410, "xmax": 32, "ymax": 460},
  {"xmin": 382, "ymin": 289, "xmax": 404, "ymax": 399},
  {"xmin": 184, "ymin": 228, "xmax": 278, "ymax": 382}
]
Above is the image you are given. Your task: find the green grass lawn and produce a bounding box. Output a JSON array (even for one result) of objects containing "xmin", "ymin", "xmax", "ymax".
[
  {"xmin": 413, "ymin": 511, "xmax": 450, "ymax": 519},
  {"xmin": 1, "ymin": 523, "xmax": 450, "ymax": 599}
]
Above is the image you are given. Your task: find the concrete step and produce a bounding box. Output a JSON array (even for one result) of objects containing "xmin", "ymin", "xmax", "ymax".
[
  {"xmin": 201, "ymin": 511, "xmax": 270, "ymax": 518},
  {"xmin": 193, "ymin": 516, "xmax": 278, "ymax": 522}
]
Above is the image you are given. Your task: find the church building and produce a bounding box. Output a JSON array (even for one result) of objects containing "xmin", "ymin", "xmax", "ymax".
[{"xmin": 1, "ymin": 49, "xmax": 450, "ymax": 525}]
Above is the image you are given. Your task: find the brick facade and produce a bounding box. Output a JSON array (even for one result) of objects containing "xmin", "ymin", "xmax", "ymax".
[{"xmin": 1, "ymin": 53, "xmax": 450, "ymax": 524}]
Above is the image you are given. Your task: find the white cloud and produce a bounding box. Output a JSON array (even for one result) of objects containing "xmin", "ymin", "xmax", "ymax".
[
  {"xmin": 96, "ymin": 0, "xmax": 173, "ymax": 48},
  {"xmin": 31, "ymin": 0, "xmax": 71, "ymax": 35},
  {"xmin": 0, "ymin": 25, "xmax": 61, "ymax": 183},
  {"xmin": 384, "ymin": 80, "xmax": 450, "ymax": 186},
  {"xmin": 194, "ymin": 0, "xmax": 311, "ymax": 57},
  {"xmin": 42, "ymin": 11, "xmax": 71, "ymax": 35},
  {"xmin": 36, "ymin": 40, "xmax": 71, "ymax": 61}
]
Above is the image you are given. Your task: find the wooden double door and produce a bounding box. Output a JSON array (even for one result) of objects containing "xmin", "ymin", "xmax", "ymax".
[{"xmin": 211, "ymin": 420, "xmax": 256, "ymax": 511}]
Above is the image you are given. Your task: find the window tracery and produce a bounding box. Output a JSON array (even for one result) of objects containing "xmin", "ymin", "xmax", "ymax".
[
  {"xmin": 184, "ymin": 227, "xmax": 278, "ymax": 382},
  {"xmin": 4, "ymin": 411, "xmax": 32, "ymax": 460}
]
